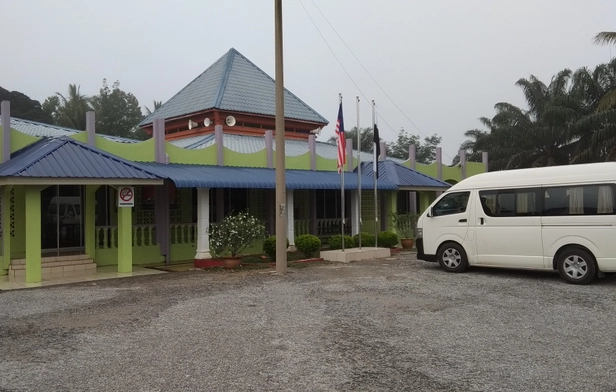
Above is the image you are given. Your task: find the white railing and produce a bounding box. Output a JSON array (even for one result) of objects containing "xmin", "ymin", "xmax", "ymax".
[{"xmin": 96, "ymin": 224, "xmax": 196, "ymax": 249}]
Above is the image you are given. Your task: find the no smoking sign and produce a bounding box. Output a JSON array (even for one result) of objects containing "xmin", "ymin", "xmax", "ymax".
[{"xmin": 118, "ymin": 186, "xmax": 135, "ymax": 207}]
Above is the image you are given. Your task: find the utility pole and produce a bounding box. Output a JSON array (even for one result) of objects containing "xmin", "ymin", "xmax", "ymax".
[{"xmin": 274, "ymin": 0, "xmax": 287, "ymax": 274}]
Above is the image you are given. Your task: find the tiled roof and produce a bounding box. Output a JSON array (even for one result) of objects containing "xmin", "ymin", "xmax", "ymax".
[
  {"xmin": 0, "ymin": 137, "xmax": 160, "ymax": 180},
  {"xmin": 140, "ymin": 48, "xmax": 328, "ymax": 126},
  {"xmin": 358, "ymin": 161, "xmax": 450, "ymax": 189},
  {"xmin": 0, "ymin": 117, "xmax": 138, "ymax": 144},
  {"xmin": 169, "ymin": 133, "xmax": 406, "ymax": 162}
]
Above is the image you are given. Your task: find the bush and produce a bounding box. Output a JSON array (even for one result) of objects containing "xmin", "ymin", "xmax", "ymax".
[
  {"xmin": 378, "ymin": 231, "xmax": 399, "ymax": 248},
  {"xmin": 328, "ymin": 235, "xmax": 355, "ymax": 250},
  {"xmin": 262, "ymin": 236, "xmax": 289, "ymax": 260},
  {"xmin": 352, "ymin": 232, "xmax": 376, "ymax": 247},
  {"xmin": 209, "ymin": 211, "xmax": 267, "ymax": 257},
  {"xmin": 295, "ymin": 234, "xmax": 321, "ymax": 258}
]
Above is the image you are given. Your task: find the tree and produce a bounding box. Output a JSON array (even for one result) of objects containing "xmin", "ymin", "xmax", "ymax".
[
  {"xmin": 43, "ymin": 84, "xmax": 91, "ymax": 130},
  {"xmin": 593, "ymin": 32, "xmax": 616, "ymax": 46},
  {"xmin": 0, "ymin": 87, "xmax": 54, "ymax": 124},
  {"xmin": 387, "ymin": 129, "xmax": 441, "ymax": 164},
  {"xmin": 327, "ymin": 126, "xmax": 375, "ymax": 151},
  {"xmin": 90, "ymin": 79, "xmax": 143, "ymax": 138},
  {"xmin": 144, "ymin": 100, "xmax": 162, "ymax": 116}
]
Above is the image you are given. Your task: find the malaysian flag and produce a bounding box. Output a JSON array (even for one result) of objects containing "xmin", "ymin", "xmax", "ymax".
[{"xmin": 335, "ymin": 102, "xmax": 346, "ymax": 173}]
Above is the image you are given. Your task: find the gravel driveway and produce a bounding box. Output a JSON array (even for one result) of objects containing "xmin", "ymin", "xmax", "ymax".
[{"xmin": 1, "ymin": 253, "xmax": 615, "ymax": 392}]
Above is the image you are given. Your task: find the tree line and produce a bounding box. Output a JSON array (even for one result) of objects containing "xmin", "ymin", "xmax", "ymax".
[
  {"xmin": 456, "ymin": 31, "xmax": 616, "ymax": 170},
  {"xmin": 1, "ymin": 80, "xmax": 161, "ymax": 141}
]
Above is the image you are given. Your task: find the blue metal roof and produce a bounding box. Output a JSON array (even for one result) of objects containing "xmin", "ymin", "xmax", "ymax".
[
  {"xmin": 357, "ymin": 161, "xmax": 450, "ymax": 189},
  {"xmin": 139, "ymin": 163, "xmax": 398, "ymax": 190},
  {"xmin": 140, "ymin": 48, "xmax": 329, "ymax": 126},
  {"xmin": 0, "ymin": 137, "xmax": 161, "ymax": 180}
]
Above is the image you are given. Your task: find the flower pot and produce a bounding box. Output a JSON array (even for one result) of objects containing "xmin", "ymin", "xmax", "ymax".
[
  {"xmin": 400, "ymin": 238, "xmax": 414, "ymax": 249},
  {"xmin": 223, "ymin": 257, "xmax": 242, "ymax": 269}
]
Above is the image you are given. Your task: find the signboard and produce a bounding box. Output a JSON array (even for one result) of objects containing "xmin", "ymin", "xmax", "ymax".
[{"xmin": 118, "ymin": 186, "xmax": 135, "ymax": 207}]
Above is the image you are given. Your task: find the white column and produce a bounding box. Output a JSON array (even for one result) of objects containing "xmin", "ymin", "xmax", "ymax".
[
  {"xmin": 286, "ymin": 189, "xmax": 295, "ymax": 250},
  {"xmin": 195, "ymin": 188, "xmax": 212, "ymax": 259},
  {"xmin": 351, "ymin": 190, "xmax": 359, "ymax": 235}
]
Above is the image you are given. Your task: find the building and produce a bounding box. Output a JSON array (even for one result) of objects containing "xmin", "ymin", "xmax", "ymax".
[{"xmin": 0, "ymin": 48, "xmax": 486, "ymax": 283}]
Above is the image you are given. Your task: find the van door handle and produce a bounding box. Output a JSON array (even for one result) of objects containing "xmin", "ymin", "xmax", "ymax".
[
  {"xmin": 479, "ymin": 218, "xmax": 485, "ymax": 225},
  {"xmin": 459, "ymin": 219, "xmax": 467, "ymax": 223}
]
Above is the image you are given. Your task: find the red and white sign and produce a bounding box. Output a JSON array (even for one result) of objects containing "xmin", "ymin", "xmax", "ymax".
[{"xmin": 118, "ymin": 186, "xmax": 135, "ymax": 207}]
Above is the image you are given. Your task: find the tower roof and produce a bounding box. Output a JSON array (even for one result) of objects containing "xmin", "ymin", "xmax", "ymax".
[{"xmin": 140, "ymin": 48, "xmax": 328, "ymax": 127}]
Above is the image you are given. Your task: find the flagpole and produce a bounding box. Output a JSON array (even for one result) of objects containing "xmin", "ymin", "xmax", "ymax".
[
  {"xmin": 356, "ymin": 96, "xmax": 361, "ymax": 250},
  {"xmin": 339, "ymin": 93, "xmax": 345, "ymax": 252},
  {"xmin": 372, "ymin": 100, "xmax": 378, "ymax": 249}
]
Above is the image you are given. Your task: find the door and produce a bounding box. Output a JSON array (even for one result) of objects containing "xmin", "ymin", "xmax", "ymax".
[
  {"xmin": 422, "ymin": 191, "xmax": 472, "ymax": 256},
  {"xmin": 475, "ymin": 188, "xmax": 544, "ymax": 268},
  {"xmin": 41, "ymin": 185, "xmax": 85, "ymax": 256}
]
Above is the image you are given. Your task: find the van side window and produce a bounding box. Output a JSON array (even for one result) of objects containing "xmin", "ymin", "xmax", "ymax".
[
  {"xmin": 432, "ymin": 192, "xmax": 470, "ymax": 217},
  {"xmin": 543, "ymin": 184, "xmax": 615, "ymax": 216},
  {"xmin": 479, "ymin": 189, "xmax": 540, "ymax": 217}
]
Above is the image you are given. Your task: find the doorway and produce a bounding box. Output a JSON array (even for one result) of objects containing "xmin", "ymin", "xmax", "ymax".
[{"xmin": 41, "ymin": 185, "xmax": 85, "ymax": 256}]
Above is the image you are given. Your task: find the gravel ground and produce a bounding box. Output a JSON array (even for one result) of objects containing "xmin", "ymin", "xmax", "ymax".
[{"xmin": 1, "ymin": 253, "xmax": 616, "ymax": 392}]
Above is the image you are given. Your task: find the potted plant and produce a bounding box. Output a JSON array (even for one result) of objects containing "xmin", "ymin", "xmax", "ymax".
[
  {"xmin": 209, "ymin": 211, "xmax": 267, "ymax": 268},
  {"xmin": 391, "ymin": 213, "xmax": 418, "ymax": 249}
]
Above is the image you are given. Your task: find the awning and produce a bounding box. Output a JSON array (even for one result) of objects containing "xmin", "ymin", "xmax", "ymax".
[{"xmin": 139, "ymin": 163, "xmax": 398, "ymax": 190}]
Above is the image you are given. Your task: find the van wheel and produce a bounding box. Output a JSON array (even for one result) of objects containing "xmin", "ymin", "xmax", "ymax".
[
  {"xmin": 437, "ymin": 242, "xmax": 468, "ymax": 273},
  {"xmin": 557, "ymin": 248, "xmax": 596, "ymax": 285}
]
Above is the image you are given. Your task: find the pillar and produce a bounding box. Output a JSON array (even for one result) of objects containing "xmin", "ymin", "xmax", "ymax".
[
  {"xmin": 195, "ymin": 188, "xmax": 212, "ymax": 259},
  {"xmin": 408, "ymin": 144, "xmax": 416, "ymax": 170},
  {"xmin": 436, "ymin": 147, "xmax": 443, "ymax": 180},
  {"xmin": 286, "ymin": 189, "xmax": 295, "ymax": 249},
  {"xmin": 1, "ymin": 186, "xmax": 11, "ymax": 272},
  {"xmin": 265, "ymin": 130, "xmax": 274, "ymax": 168},
  {"xmin": 350, "ymin": 190, "xmax": 359, "ymax": 236},
  {"xmin": 309, "ymin": 135, "xmax": 316, "ymax": 170},
  {"xmin": 419, "ymin": 191, "xmax": 434, "ymax": 214},
  {"xmin": 86, "ymin": 111, "xmax": 96, "ymax": 146},
  {"xmin": 25, "ymin": 187, "xmax": 41, "ymax": 283},
  {"xmin": 84, "ymin": 185, "xmax": 99, "ymax": 260},
  {"xmin": 215, "ymin": 125, "xmax": 224, "ymax": 166},
  {"xmin": 2, "ymin": 100, "xmax": 10, "ymax": 163},
  {"xmin": 460, "ymin": 149, "xmax": 467, "ymax": 180},
  {"xmin": 117, "ymin": 205, "xmax": 132, "ymax": 273},
  {"xmin": 482, "ymin": 151, "xmax": 489, "ymax": 173},
  {"xmin": 409, "ymin": 191, "xmax": 417, "ymax": 214}
]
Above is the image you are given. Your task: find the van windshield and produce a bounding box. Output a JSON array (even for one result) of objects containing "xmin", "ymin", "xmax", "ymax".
[{"xmin": 433, "ymin": 192, "xmax": 470, "ymax": 217}]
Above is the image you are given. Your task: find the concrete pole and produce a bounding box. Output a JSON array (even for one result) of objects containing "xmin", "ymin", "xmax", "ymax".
[
  {"xmin": 1, "ymin": 101, "xmax": 10, "ymax": 163},
  {"xmin": 286, "ymin": 190, "xmax": 295, "ymax": 250},
  {"xmin": 436, "ymin": 147, "xmax": 442, "ymax": 180},
  {"xmin": 408, "ymin": 144, "xmax": 416, "ymax": 170},
  {"xmin": 482, "ymin": 151, "xmax": 489, "ymax": 173},
  {"xmin": 86, "ymin": 111, "xmax": 96, "ymax": 146},
  {"xmin": 460, "ymin": 149, "xmax": 467, "ymax": 179},
  {"xmin": 274, "ymin": 0, "xmax": 287, "ymax": 274}
]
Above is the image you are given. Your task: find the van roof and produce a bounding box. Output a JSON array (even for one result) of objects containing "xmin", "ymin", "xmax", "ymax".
[{"xmin": 449, "ymin": 162, "xmax": 616, "ymax": 191}]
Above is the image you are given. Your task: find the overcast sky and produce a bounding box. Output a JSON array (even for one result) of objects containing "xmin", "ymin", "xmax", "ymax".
[{"xmin": 5, "ymin": 0, "xmax": 615, "ymax": 163}]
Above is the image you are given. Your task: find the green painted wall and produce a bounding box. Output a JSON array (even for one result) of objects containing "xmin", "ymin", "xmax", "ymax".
[
  {"xmin": 166, "ymin": 143, "xmax": 217, "ymax": 165},
  {"xmin": 11, "ymin": 186, "xmax": 26, "ymax": 259},
  {"xmin": 403, "ymin": 160, "xmax": 486, "ymax": 184},
  {"xmin": 96, "ymin": 137, "xmax": 156, "ymax": 162},
  {"xmin": 11, "ymin": 130, "xmax": 40, "ymax": 154},
  {"xmin": 70, "ymin": 132, "xmax": 88, "ymax": 143},
  {"xmin": 285, "ymin": 153, "xmax": 310, "ymax": 170},
  {"xmin": 224, "ymin": 148, "xmax": 267, "ymax": 167}
]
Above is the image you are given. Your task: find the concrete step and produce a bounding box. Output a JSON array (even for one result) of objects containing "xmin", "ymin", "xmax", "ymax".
[
  {"xmin": 11, "ymin": 254, "xmax": 92, "ymax": 266},
  {"xmin": 8, "ymin": 256, "xmax": 97, "ymax": 280}
]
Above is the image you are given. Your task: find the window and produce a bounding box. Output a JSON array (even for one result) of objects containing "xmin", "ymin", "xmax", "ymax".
[
  {"xmin": 432, "ymin": 192, "xmax": 470, "ymax": 217},
  {"xmin": 479, "ymin": 188, "xmax": 540, "ymax": 217},
  {"xmin": 316, "ymin": 190, "xmax": 341, "ymax": 219},
  {"xmin": 543, "ymin": 184, "xmax": 615, "ymax": 216}
]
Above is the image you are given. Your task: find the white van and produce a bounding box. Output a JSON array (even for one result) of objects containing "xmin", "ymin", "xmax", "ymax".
[{"xmin": 416, "ymin": 162, "xmax": 616, "ymax": 284}]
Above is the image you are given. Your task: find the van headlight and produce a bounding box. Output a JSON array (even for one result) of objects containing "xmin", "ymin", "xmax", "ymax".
[{"xmin": 416, "ymin": 228, "xmax": 423, "ymax": 238}]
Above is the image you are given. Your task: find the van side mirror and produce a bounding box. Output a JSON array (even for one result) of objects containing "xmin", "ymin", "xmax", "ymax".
[{"xmin": 426, "ymin": 209, "xmax": 433, "ymax": 218}]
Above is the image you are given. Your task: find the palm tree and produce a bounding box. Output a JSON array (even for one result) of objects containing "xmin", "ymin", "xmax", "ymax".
[
  {"xmin": 570, "ymin": 59, "xmax": 616, "ymax": 162},
  {"xmin": 593, "ymin": 32, "xmax": 616, "ymax": 46},
  {"xmin": 144, "ymin": 100, "xmax": 163, "ymax": 116},
  {"xmin": 54, "ymin": 84, "xmax": 91, "ymax": 130}
]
